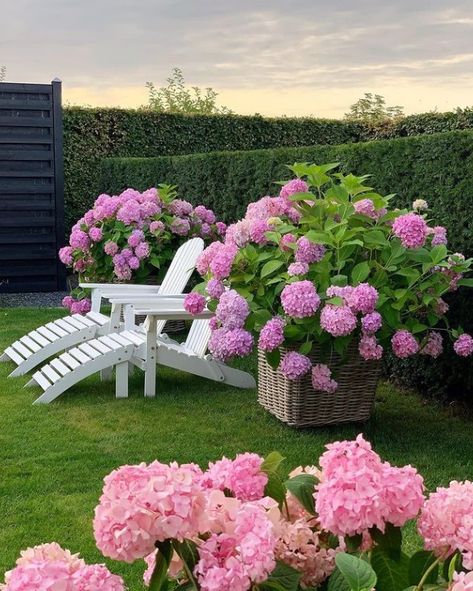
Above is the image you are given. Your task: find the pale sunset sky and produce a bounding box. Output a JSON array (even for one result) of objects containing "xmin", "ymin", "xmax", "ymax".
[{"xmin": 2, "ymin": 0, "xmax": 473, "ymax": 118}]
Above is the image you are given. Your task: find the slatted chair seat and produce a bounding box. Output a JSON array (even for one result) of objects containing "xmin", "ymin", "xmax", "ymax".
[{"xmin": 0, "ymin": 238, "xmax": 204, "ymax": 377}]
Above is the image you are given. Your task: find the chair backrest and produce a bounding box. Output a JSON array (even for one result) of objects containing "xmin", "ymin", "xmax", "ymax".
[
  {"xmin": 153, "ymin": 237, "xmax": 204, "ymax": 335},
  {"xmin": 185, "ymin": 318, "xmax": 212, "ymax": 357},
  {"xmin": 158, "ymin": 237, "xmax": 204, "ymax": 295}
]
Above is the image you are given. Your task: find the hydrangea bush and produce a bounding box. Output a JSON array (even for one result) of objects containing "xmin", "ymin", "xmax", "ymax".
[
  {"xmin": 58, "ymin": 185, "xmax": 226, "ymax": 313},
  {"xmin": 188, "ymin": 163, "xmax": 473, "ymax": 392},
  {"xmin": 4, "ymin": 435, "xmax": 473, "ymax": 591}
]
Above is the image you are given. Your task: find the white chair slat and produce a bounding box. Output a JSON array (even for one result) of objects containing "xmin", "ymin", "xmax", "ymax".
[
  {"xmin": 12, "ymin": 341, "xmax": 33, "ymax": 359},
  {"xmin": 50, "ymin": 358, "xmax": 71, "ymax": 376},
  {"xmin": 78, "ymin": 343, "xmax": 101, "ymax": 359},
  {"xmin": 42, "ymin": 364, "xmax": 61, "ymax": 384},
  {"xmin": 59, "ymin": 352, "xmax": 81, "ymax": 370},
  {"xmin": 20, "ymin": 336, "xmax": 41, "ymax": 353},
  {"xmin": 5, "ymin": 346, "xmax": 25, "ymax": 365},
  {"xmin": 120, "ymin": 330, "xmax": 146, "ymax": 346},
  {"xmin": 62, "ymin": 316, "xmax": 88, "ymax": 330},
  {"xmin": 185, "ymin": 319, "xmax": 212, "ymax": 357},
  {"xmin": 53, "ymin": 318, "xmax": 78, "ymax": 334},
  {"xmin": 98, "ymin": 336, "xmax": 122, "ymax": 351},
  {"xmin": 68, "ymin": 348, "xmax": 91, "ymax": 364},
  {"xmin": 28, "ymin": 330, "xmax": 51, "ymax": 346},
  {"xmin": 46, "ymin": 322, "xmax": 69, "ymax": 338},
  {"xmin": 32, "ymin": 370, "xmax": 52, "ymax": 391},
  {"xmin": 86, "ymin": 311, "xmax": 109, "ymax": 326},
  {"xmin": 88, "ymin": 339, "xmax": 111, "ymax": 354},
  {"xmin": 37, "ymin": 326, "xmax": 60, "ymax": 341},
  {"xmin": 107, "ymin": 333, "xmax": 133, "ymax": 347},
  {"xmin": 72, "ymin": 314, "xmax": 95, "ymax": 327}
]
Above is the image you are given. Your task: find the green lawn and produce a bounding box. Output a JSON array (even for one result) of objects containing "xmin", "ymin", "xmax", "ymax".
[{"xmin": 1, "ymin": 307, "xmax": 472, "ymax": 588}]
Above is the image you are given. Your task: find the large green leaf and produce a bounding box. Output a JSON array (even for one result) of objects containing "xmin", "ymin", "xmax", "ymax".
[
  {"xmin": 261, "ymin": 259, "xmax": 285, "ymax": 278},
  {"xmin": 148, "ymin": 540, "xmax": 173, "ymax": 591},
  {"xmin": 408, "ymin": 551, "xmax": 438, "ymax": 586},
  {"xmin": 284, "ymin": 473, "xmax": 318, "ymax": 515},
  {"xmin": 371, "ymin": 547, "xmax": 409, "ymax": 591},
  {"xmin": 264, "ymin": 471, "xmax": 287, "ymax": 506},
  {"xmin": 259, "ymin": 561, "xmax": 301, "ymax": 591},
  {"xmin": 371, "ymin": 524, "xmax": 402, "ymax": 561},
  {"xmin": 351, "ymin": 261, "xmax": 370, "ymax": 284},
  {"xmin": 335, "ymin": 553, "xmax": 377, "ymax": 591}
]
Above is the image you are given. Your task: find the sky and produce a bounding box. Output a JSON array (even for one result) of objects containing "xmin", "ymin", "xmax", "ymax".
[{"xmin": 2, "ymin": 0, "xmax": 473, "ymax": 118}]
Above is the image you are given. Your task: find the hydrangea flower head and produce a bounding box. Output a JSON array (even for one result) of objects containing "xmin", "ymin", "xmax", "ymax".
[
  {"xmin": 320, "ymin": 304, "xmax": 357, "ymax": 337},
  {"xmin": 258, "ymin": 317, "xmax": 285, "ymax": 352},
  {"xmin": 392, "ymin": 213, "xmax": 428, "ymax": 249},
  {"xmin": 215, "ymin": 289, "xmax": 249, "ymax": 329},
  {"xmin": 295, "ymin": 237, "xmax": 326, "ymax": 264},
  {"xmin": 391, "ymin": 330, "xmax": 419, "ymax": 358},
  {"xmin": 279, "ymin": 351, "xmax": 312, "ymax": 380},
  {"xmin": 454, "ymin": 334, "xmax": 473, "ymax": 357},
  {"xmin": 184, "ymin": 293, "xmax": 207, "ymax": 315},
  {"xmin": 281, "ymin": 281, "xmax": 320, "ymax": 318},
  {"xmin": 312, "ymin": 364, "xmax": 338, "ymax": 393}
]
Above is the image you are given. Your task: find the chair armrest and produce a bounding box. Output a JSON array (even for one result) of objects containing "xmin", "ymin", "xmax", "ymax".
[
  {"xmin": 135, "ymin": 308, "xmax": 213, "ymax": 320},
  {"xmin": 79, "ymin": 282, "xmax": 160, "ymax": 291},
  {"xmin": 107, "ymin": 294, "xmax": 187, "ymax": 305}
]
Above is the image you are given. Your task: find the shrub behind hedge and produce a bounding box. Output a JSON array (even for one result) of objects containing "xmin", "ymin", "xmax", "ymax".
[{"xmin": 100, "ymin": 130, "xmax": 473, "ymax": 401}]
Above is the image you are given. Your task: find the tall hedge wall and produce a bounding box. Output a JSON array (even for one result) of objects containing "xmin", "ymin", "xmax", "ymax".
[
  {"xmin": 63, "ymin": 106, "xmax": 473, "ymax": 230},
  {"xmin": 100, "ymin": 130, "xmax": 473, "ymax": 401},
  {"xmin": 63, "ymin": 107, "xmax": 362, "ymax": 229}
]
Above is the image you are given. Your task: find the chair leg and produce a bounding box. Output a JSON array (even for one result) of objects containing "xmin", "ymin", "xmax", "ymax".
[{"xmin": 115, "ymin": 362, "xmax": 129, "ymax": 398}]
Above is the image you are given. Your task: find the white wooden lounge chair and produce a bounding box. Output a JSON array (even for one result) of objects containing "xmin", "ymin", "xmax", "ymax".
[
  {"xmin": 26, "ymin": 301, "xmax": 256, "ymax": 404},
  {"xmin": 0, "ymin": 238, "xmax": 204, "ymax": 377}
]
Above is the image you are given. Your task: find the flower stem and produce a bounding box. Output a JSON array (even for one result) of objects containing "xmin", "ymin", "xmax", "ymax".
[{"xmin": 414, "ymin": 555, "xmax": 443, "ymax": 591}]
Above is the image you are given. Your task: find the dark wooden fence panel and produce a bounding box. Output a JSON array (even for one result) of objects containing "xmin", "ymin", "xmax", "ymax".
[{"xmin": 0, "ymin": 80, "xmax": 65, "ymax": 293}]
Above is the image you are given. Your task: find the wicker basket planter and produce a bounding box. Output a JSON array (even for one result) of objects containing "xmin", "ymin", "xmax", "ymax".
[{"xmin": 258, "ymin": 343, "xmax": 381, "ymax": 428}]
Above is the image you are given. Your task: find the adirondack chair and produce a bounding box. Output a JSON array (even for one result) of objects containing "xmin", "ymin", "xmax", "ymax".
[
  {"xmin": 26, "ymin": 300, "xmax": 256, "ymax": 404},
  {"xmin": 0, "ymin": 238, "xmax": 204, "ymax": 377}
]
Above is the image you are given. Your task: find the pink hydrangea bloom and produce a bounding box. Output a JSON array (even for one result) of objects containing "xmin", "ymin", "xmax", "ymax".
[
  {"xmin": 326, "ymin": 285, "xmax": 354, "ymax": 300},
  {"xmin": 454, "ymin": 334, "xmax": 473, "ymax": 357},
  {"xmin": 71, "ymin": 564, "xmax": 125, "ymax": 590},
  {"xmin": 418, "ymin": 480, "xmax": 473, "ymax": 567},
  {"xmin": 195, "ymin": 502, "xmax": 277, "ymax": 591},
  {"xmin": 216, "ymin": 222, "xmax": 227, "ymax": 236},
  {"xmin": 127, "ymin": 229, "xmax": 144, "ymax": 248},
  {"xmin": 134, "ymin": 241, "xmax": 150, "ymax": 259},
  {"xmin": 197, "ymin": 242, "xmax": 223, "ymax": 276},
  {"xmin": 279, "ymin": 179, "xmax": 309, "ymax": 202},
  {"xmin": 215, "ymin": 289, "xmax": 249, "ymax": 329},
  {"xmin": 451, "ymin": 571, "xmax": 473, "ymax": 591},
  {"xmin": 258, "ymin": 317, "xmax": 285, "ymax": 352},
  {"xmin": 392, "ymin": 213, "xmax": 428, "ymax": 249},
  {"xmin": 168, "ymin": 199, "xmax": 193, "ymax": 217},
  {"xmin": 280, "ymin": 233, "xmax": 297, "ymax": 251},
  {"xmin": 320, "ymin": 304, "xmax": 357, "ymax": 337},
  {"xmin": 62, "ymin": 296, "xmax": 74, "ymax": 310},
  {"xmin": 194, "ymin": 205, "xmax": 216, "ymax": 224},
  {"xmin": 184, "ymin": 293, "xmax": 207, "ymax": 315},
  {"xmin": 312, "ymin": 364, "xmax": 338, "ymax": 393},
  {"xmin": 295, "ymin": 237, "xmax": 326, "ymax": 264},
  {"xmin": 316, "ymin": 434, "xmax": 424, "ymax": 536},
  {"xmin": 202, "ymin": 453, "xmax": 268, "ymax": 502},
  {"xmin": 353, "ymin": 199, "xmax": 377, "ymax": 219},
  {"xmin": 13, "ymin": 543, "xmax": 84, "ymax": 570},
  {"xmin": 391, "ymin": 330, "xmax": 419, "ymax": 358},
  {"xmin": 104, "ymin": 241, "xmax": 119, "ymax": 256},
  {"xmin": 435, "ymin": 298, "xmax": 449, "ymax": 316},
  {"xmin": 208, "ymin": 328, "xmax": 253, "ymax": 362},
  {"xmin": 149, "ymin": 220, "xmax": 165, "ymax": 233},
  {"xmin": 275, "ymin": 518, "xmax": 338, "ymax": 588},
  {"xmin": 170, "ymin": 217, "xmax": 190, "ymax": 236},
  {"xmin": 206, "ymin": 278, "xmax": 225, "ymax": 299},
  {"xmin": 359, "ymin": 334, "xmax": 383, "ymax": 360},
  {"xmin": 93, "ymin": 461, "xmax": 207, "ymax": 562},
  {"xmin": 209, "ymin": 244, "xmax": 237, "ymax": 280},
  {"xmin": 1, "ymin": 560, "xmax": 74, "ymax": 590},
  {"xmin": 70, "ymin": 230, "xmax": 90, "ymax": 251},
  {"xmin": 431, "ymin": 226, "xmax": 448, "ymax": 246},
  {"xmin": 345, "ymin": 283, "xmax": 378, "ymax": 314},
  {"xmin": 249, "ymin": 220, "xmax": 271, "ymax": 245},
  {"xmin": 88, "ymin": 227, "xmax": 102, "ymax": 242},
  {"xmin": 281, "ymin": 281, "xmax": 320, "ymax": 318},
  {"xmin": 279, "ymin": 351, "xmax": 312, "ymax": 380},
  {"xmin": 288, "ymin": 262, "xmax": 309, "ymax": 276},
  {"xmin": 420, "ymin": 331, "xmax": 443, "ymax": 358},
  {"xmin": 128, "ymin": 256, "xmax": 140, "ymax": 270},
  {"xmin": 361, "ymin": 311, "xmax": 382, "ymax": 334},
  {"xmin": 59, "ymin": 246, "xmax": 73, "ymax": 265}
]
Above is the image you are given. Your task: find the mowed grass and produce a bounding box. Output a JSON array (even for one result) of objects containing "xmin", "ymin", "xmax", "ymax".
[{"xmin": 1, "ymin": 307, "xmax": 473, "ymax": 588}]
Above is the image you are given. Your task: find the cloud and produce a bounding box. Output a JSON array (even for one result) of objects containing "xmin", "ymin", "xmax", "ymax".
[{"xmin": 2, "ymin": 0, "xmax": 473, "ymax": 114}]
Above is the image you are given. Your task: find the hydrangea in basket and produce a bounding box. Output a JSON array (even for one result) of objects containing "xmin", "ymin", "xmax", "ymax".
[
  {"xmin": 3, "ymin": 435, "xmax": 473, "ymax": 591},
  {"xmin": 186, "ymin": 163, "xmax": 473, "ymax": 426},
  {"xmin": 58, "ymin": 185, "xmax": 226, "ymax": 314}
]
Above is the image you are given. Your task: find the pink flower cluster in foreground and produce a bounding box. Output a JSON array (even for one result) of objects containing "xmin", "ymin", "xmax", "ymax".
[
  {"xmin": 0, "ymin": 542, "xmax": 124, "ymax": 591},
  {"xmin": 315, "ymin": 434, "xmax": 425, "ymax": 536}
]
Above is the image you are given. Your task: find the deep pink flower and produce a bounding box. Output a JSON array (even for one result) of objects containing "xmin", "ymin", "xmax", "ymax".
[
  {"xmin": 320, "ymin": 304, "xmax": 357, "ymax": 337},
  {"xmin": 184, "ymin": 293, "xmax": 207, "ymax": 315},
  {"xmin": 215, "ymin": 289, "xmax": 249, "ymax": 329},
  {"xmin": 295, "ymin": 237, "xmax": 325, "ymax": 264},
  {"xmin": 391, "ymin": 330, "xmax": 419, "ymax": 358},
  {"xmin": 361, "ymin": 311, "xmax": 382, "ymax": 334},
  {"xmin": 258, "ymin": 317, "xmax": 285, "ymax": 352},
  {"xmin": 312, "ymin": 364, "xmax": 338, "ymax": 393},
  {"xmin": 281, "ymin": 281, "xmax": 320, "ymax": 318},
  {"xmin": 454, "ymin": 334, "xmax": 473, "ymax": 357},
  {"xmin": 59, "ymin": 246, "xmax": 73, "ymax": 265},
  {"xmin": 359, "ymin": 334, "xmax": 383, "ymax": 360},
  {"xmin": 345, "ymin": 283, "xmax": 378, "ymax": 314},
  {"xmin": 279, "ymin": 179, "xmax": 309, "ymax": 202},
  {"xmin": 279, "ymin": 351, "xmax": 312, "ymax": 380},
  {"xmin": 392, "ymin": 213, "xmax": 428, "ymax": 249}
]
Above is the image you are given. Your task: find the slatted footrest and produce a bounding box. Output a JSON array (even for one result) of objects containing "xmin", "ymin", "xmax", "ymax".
[
  {"xmin": 27, "ymin": 333, "xmax": 135, "ymax": 404},
  {"xmin": 2, "ymin": 313, "xmax": 109, "ymax": 377}
]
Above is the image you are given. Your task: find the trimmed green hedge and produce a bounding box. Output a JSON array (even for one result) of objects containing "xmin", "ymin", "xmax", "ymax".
[
  {"xmin": 63, "ymin": 106, "xmax": 473, "ymax": 230},
  {"xmin": 63, "ymin": 107, "xmax": 361, "ymax": 229},
  {"xmin": 100, "ymin": 130, "xmax": 473, "ymax": 400}
]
